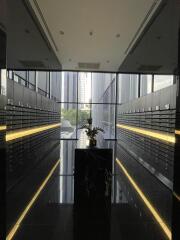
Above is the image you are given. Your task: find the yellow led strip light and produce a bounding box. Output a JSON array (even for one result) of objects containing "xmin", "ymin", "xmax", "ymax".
[
  {"xmin": 116, "ymin": 158, "xmax": 172, "ymax": 240},
  {"xmin": 117, "ymin": 123, "xmax": 175, "ymax": 143},
  {"xmin": 0, "ymin": 125, "xmax": 6, "ymax": 131},
  {"xmin": 173, "ymin": 192, "xmax": 180, "ymax": 201},
  {"xmin": 175, "ymin": 130, "xmax": 180, "ymax": 135},
  {"xmin": 6, "ymin": 159, "xmax": 60, "ymax": 240},
  {"xmin": 6, "ymin": 123, "xmax": 61, "ymax": 142}
]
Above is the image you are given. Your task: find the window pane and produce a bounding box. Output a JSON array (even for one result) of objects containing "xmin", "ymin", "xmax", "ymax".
[
  {"xmin": 118, "ymin": 74, "xmax": 139, "ymax": 103},
  {"xmin": 46, "ymin": 72, "xmax": 50, "ymax": 97},
  {"xmin": 28, "ymin": 71, "xmax": 36, "ymax": 89},
  {"xmin": 37, "ymin": 71, "xmax": 46, "ymax": 91},
  {"xmin": 92, "ymin": 104, "xmax": 115, "ymax": 139},
  {"xmin": 37, "ymin": 71, "xmax": 49, "ymax": 96},
  {"xmin": 140, "ymin": 75, "xmax": 152, "ymax": 96},
  {"xmin": 14, "ymin": 70, "xmax": 26, "ymax": 80},
  {"xmin": 0, "ymin": 69, "xmax": 7, "ymax": 96},
  {"xmin": 60, "ymin": 140, "xmax": 77, "ymax": 176},
  {"xmin": 14, "ymin": 74, "xmax": 18, "ymax": 83},
  {"xmin": 77, "ymin": 103, "xmax": 91, "ymax": 126},
  {"xmin": 77, "ymin": 103, "xmax": 91, "ymax": 147},
  {"xmin": 129, "ymin": 74, "xmax": 139, "ymax": 100},
  {"xmin": 118, "ymin": 74, "xmax": 130, "ymax": 103},
  {"xmin": 51, "ymin": 72, "xmax": 56, "ymax": 100},
  {"xmin": 61, "ymin": 103, "xmax": 77, "ymax": 139},
  {"xmin": 62, "ymin": 71, "xmax": 77, "ymax": 102},
  {"xmin": 8, "ymin": 70, "xmax": 13, "ymax": 80},
  {"xmin": 154, "ymin": 75, "xmax": 173, "ymax": 91},
  {"xmin": 92, "ymin": 73, "xmax": 116, "ymax": 103},
  {"xmin": 78, "ymin": 72, "xmax": 91, "ymax": 103},
  {"xmin": 56, "ymin": 72, "xmax": 61, "ymax": 101},
  {"xmin": 14, "ymin": 70, "xmax": 27, "ymax": 85}
]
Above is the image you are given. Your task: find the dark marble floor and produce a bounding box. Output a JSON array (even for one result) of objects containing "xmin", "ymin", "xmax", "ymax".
[{"xmin": 6, "ymin": 136, "xmax": 172, "ymax": 240}]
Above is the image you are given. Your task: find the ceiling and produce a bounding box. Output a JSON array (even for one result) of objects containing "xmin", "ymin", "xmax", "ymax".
[
  {"xmin": 6, "ymin": 0, "xmax": 61, "ymax": 69},
  {"xmin": 4, "ymin": 0, "xmax": 179, "ymax": 72},
  {"xmin": 119, "ymin": 0, "xmax": 180, "ymax": 74},
  {"xmin": 28, "ymin": 0, "xmax": 164, "ymax": 72}
]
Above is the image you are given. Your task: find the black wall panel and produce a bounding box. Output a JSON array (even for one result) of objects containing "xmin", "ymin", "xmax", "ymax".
[
  {"xmin": 117, "ymin": 85, "xmax": 176, "ymax": 183},
  {"xmin": 0, "ymin": 95, "xmax": 6, "ymax": 240},
  {"xmin": 6, "ymin": 79, "xmax": 61, "ymax": 233},
  {"xmin": 116, "ymin": 85, "xmax": 177, "ymax": 234}
]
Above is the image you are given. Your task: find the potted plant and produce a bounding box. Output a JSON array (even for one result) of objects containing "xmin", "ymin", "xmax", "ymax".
[{"xmin": 79, "ymin": 118, "xmax": 104, "ymax": 147}]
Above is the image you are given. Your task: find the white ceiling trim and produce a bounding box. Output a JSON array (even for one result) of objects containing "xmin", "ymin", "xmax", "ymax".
[{"xmin": 27, "ymin": 0, "xmax": 61, "ymax": 58}]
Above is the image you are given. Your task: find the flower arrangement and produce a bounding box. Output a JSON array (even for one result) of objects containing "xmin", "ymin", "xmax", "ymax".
[{"xmin": 79, "ymin": 118, "xmax": 104, "ymax": 147}]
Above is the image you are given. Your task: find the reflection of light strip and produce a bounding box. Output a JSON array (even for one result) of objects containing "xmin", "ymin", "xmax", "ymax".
[
  {"xmin": 175, "ymin": 130, "xmax": 180, "ymax": 135},
  {"xmin": 173, "ymin": 192, "xmax": 180, "ymax": 201},
  {"xmin": 6, "ymin": 123, "xmax": 61, "ymax": 142},
  {"xmin": 116, "ymin": 158, "xmax": 172, "ymax": 240},
  {"xmin": 0, "ymin": 125, "xmax": 6, "ymax": 131},
  {"xmin": 117, "ymin": 124, "xmax": 175, "ymax": 143},
  {"xmin": 6, "ymin": 159, "xmax": 60, "ymax": 240}
]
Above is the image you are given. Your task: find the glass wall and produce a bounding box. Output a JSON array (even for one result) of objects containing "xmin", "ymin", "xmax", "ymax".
[
  {"xmin": 78, "ymin": 72, "xmax": 91, "ymax": 103},
  {"xmin": 50, "ymin": 72, "xmax": 61, "ymax": 101},
  {"xmin": 118, "ymin": 74, "xmax": 139, "ymax": 104},
  {"xmin": 92, "ymin": 104, "xmax": 115, "ymax": 139},
  {"xmin": 140, "ymin": 74, "xmax": 152, "ymax": 96},
  {"xmin": 118, "ymin": 73, "xmax": 174, "ymax": 104},
  {"xmin": 154, "ymin": 75, "xmax": 174, "ymax": 91},
  {"xmin": 60, "ymin": 72, "xmax": 78, "ymax": 139},
  {"xmin": 7, "ymin": 70, "xmax": 61, "ymax": 101},
  {"xmin": 61, "ymin": 103, "xmax": 77, "ymax": 139},
  {"xmin": 0, "ymin": 69, "xmax": 7, "ymax": 96},
  {"xmin": 92, "ymin": 73, "xmax": 116, "ymax": 103},
  {"xmin": 28, "ymin": 71, "xmax": 36, "ymax": 90},
  {"xmin": 37, "ymin": 71, "xmax": 50, "ymax": 97},
  {"xmin": 7, "ymin": 70, "xmax": 175, "ymax": 104},
  {"xmin": 14, "ymin": 71, "xmax": 27, "ymax": 86},
  {"xmin": 60, "ymin": 71, "xmax": 116, "ymax": 140},
  {"xmin": 62, "ymin": 72, "xmax": 77, "ymax": 103},
  {"xmin": 6, "ymin": 70, "xmax": 175, "ymax": 141}
]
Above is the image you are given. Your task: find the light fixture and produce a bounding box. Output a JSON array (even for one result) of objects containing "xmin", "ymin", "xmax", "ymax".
[
  {"xmin": 175, "ymin": 130, "xmax": 180, "ymax": 135},
  {"xmin": 59, "ymin": 30, "xmax": 64, "ymax": 35},
  {"xmin": 6, "ymin": 159, "xmax": 61, "ymax": 240},
  {"xmin": 6, "ymin": 123, "xmax": 61, "ymax": 142},
  {"xmin": 117, "ymin": 123, "xmax": 175, "ymax": 143},
  {"xmin": 116, "ymin": 158, "xmax": 172, "ymax": 240},
  {"xmin": 25, "ymin": 29, "xmax": 30, "ymax": 34},
  {"xmin": 173, "ymin": 192, "xmax": 180, "ymax": 201},
  {"xmin": 89, "ymin": 30, "xmax": 93, "ymax": 36},
  {"xmin": 0, "ymin": 125, "xmax": 6, "ymax": 131}
]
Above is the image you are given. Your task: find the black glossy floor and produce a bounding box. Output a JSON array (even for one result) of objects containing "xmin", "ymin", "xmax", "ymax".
[{"xmin": 6, "ymin": 137, "xmax": 172, "ymax": 240}]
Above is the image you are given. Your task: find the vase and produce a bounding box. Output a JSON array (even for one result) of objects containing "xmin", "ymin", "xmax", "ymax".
[{"xmin": 89, "ymin": 138, "xmax": 96, "ymax": 147}]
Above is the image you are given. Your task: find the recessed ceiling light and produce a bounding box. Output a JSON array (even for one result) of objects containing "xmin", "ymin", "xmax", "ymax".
[
  {"xmin": 116, "ymin": 33, "xmax": 120, "ymax": 38},
  {"xmin": 25, "ymin": 29, "xmax": 30, "ymax": 34},
  {"xmin": 59, "ymin": 30, "xmax": 64, "ymax": 35},
  {"xmin": 156, "ymin": 35, "xmax": 161, "ymax": 40}
]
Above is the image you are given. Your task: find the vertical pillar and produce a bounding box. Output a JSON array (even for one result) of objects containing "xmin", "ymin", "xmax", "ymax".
[
  {"xmin": 172, "ymin": 28, "xmax": 180, "ymax": 240},
  {"xmin": 0, "ymin": 1, "xmax": 6, "ymax": 238}
]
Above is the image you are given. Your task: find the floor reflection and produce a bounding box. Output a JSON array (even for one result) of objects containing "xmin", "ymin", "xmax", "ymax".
[{"xmin": 7, "ymin": 136, "xmax": 172, "ymax": 240}]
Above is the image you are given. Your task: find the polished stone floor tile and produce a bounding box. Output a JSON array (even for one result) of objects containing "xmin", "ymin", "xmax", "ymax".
[{"xmin": 6, "ymin": 140, "xmax": 172, "ymax": 240}]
